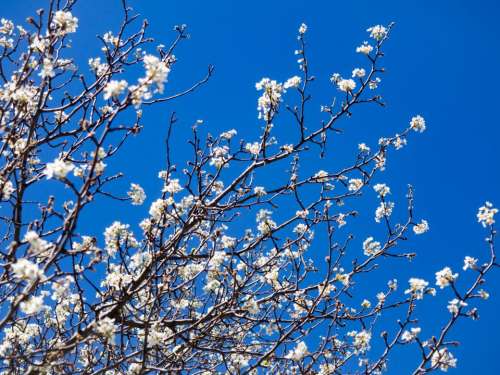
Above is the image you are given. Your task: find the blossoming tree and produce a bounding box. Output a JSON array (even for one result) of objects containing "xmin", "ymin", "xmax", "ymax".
[{"xmin": 0, "ymin": 1, "xmax": 497, "ymax": 374}]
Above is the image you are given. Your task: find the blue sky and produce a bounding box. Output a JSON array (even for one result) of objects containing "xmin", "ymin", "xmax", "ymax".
[{"xmin": 4, "ymin": 0, "xmax": 500, "ymax": 373}]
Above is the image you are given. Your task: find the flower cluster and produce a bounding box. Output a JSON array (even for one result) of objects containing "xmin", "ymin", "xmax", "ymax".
[
  {"xmin": 356, "ymin": 41, "xmax": 373, "ymax": 55},
  {"xmin": 143, "ymin": 55, "xmax": 170, "ymax": 93},
  {"xmin": 95, "ymin": 317, "xmax": 116, "ymax": 344},
  {"xmin": 447, "ymin": 298, "xmax": 467, "ymax": 315},
  {"xmin": 103, "ymin": 221, "xmax": 138, "ymax": 257},
  {"xmin": 255, "ymin": 78, "xmax": 284, "ymax": 121},
  {"xmin": 413, "ymin": 219, "xmax": 429, "ymax": 234},
  {"xmin": 477, "ymin": 201, "xmax": 498, "ymax": 227},
  {"xmin": 285, "ymin": 341, "xmax": 309, "ymax": 361},
  {"xmin": 284, "ymin": 75, "xmax": 302, "ymax": 89},
  {"xmin": 351, "ymin": 330, "xmax": 372, "ymax": 354},
  {"xmin": 128, "ymin": 183, "xmax": 146, "ymax": 205},
  {"xmin": 410, "ymin": 115, "xmax": 426, "ymax": 133},
  {"xmin": 405, "ymin": 278, "xmax": 430, "ymax": 300},
  {"xmin": 401, "ymin": 327, "xmax": 421, "ymax": 342},
  {"xmin": 431, "ymin": 349, "xmax": 457, "ymax": 371},
  {"xmin": 44, "ymin": 157, "xmax": 75, "ymax": 179},
  {"xmin": 11, "ymin": 258, "xmax": 44, "ymax": 281},
  {"xmin": 256, "ymin": 209, "xmax": 277, "ymax": 235},
  {"xmin": 363, "ymin": 236, "xmax": 382, "ymax": 256},
  {"xmin": 373, "ymin": 183, "xmax": 390, "ymax": 197},
  {"xmin": 103, "ymin": 80, "xmax": 128, "ymax": 100},
  {"xmin": 1, "ymin": 180, "xmax": 14, "ymax": 200},
  {"xmin": 51, "ymin": 11, "xmax": 78, "ymax": 35},
  {"xmin": 462, "ymin": 256, "xmax": 477, "ymax": 271},
  {"xmin": 129, "ymin": 54, "xmax": 171, "ymax": 106},
  {"xmin": 367, "ymin": 25, "xmax": 387, "ymax": 41},
  {"xmin": 331, "ymin": 74, "xmax": 357, "ymax": 93},
  {"xmin": 375, "ymin": 201, "xmax": 394, "ymax": 223},
  {"xmin": 435, "ymin": 267, "xmax": 458, "ymax": 289},
  {"xmin": 348, "ymin": 178, "xmax": 363, "ymax": 192}
]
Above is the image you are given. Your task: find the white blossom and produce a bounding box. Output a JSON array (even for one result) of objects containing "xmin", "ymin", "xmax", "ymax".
[
  {"xmin": 101, "ymin": 264, "xmax": 133, "ymax": 290},
  {"xmin": 313, "ymin": 170, "xmax": 330, "ymax": 182},
  {"xmin": 413, "ymin": 219, "xmax": 429, "ymax": 235},
  {"xmin": 447, "ymin": 298, "xmax": 467, "ymax": 315},
  {"xmin": 352, "ymin": 68, "xmax": 366, "ymax": 78},
  {"xmin": 256, "ymin": 209, "xmax": 277, "ymax": 235},
  {"xmin": 462, "ymin": 256, "xmax": 478, "ymax": 271},
  {"xmin": 89, "ymin": 57, "xmax": 107, "ymax": 76},
  {"xmin": 103, "ymin": 80, "xmax": 128, "ymax": 100},
  {"xmin": 477, "ymin": 201, "xmax": 498, "ymax": 227},
  {"xmin": 337, "ymin": 78, "xmax": 356, "ymax": 92},
  {"xmin": 375, "ymin": 201, "xmax": 394, "ymax": 223},
  {"xmin": 393, "ymin": 136, "xmax": 407, "ymax": 150},
  {"xmin": 245, "ymin": 142, "xmax": 260, "ymax": 156},
  {"xmin": 39, "ymin": 58, "xmax": 55, "ymax": 79},
  {"xmin": 348, "ymin": 178, "xmax": 363, "ymax": 192},
  {"xmin": 478, "ymin": 289, "xmax": 490, "ymax": 300},
  {"xmin": 431, "ymin": 349, "xmax": 457, "ymax": 371},
  {"xmin": 335, "ymin": 272, "xmax": 350, "ymax": 286},
  {"xmin": 139, "ymin": 322, "xmax": 172, "ymax": 347},
  {"xmin": 51, "ymin": 276, "xmax": 73, "ymax": 301},
  {"xmin": 293, "ymin": 223, "xmax": 308, "ymax": 235},
  {"xmin": 296, "ymin": 209, "xmax": 309, "ymax": 219},
  {"xmin": 388, "ymin": 279, "xmax": 398, "ymax": 290},
  {"xmin": 401, "ymin": 327, "xmax": 421, "ymax": 342},
  {"xmin": 255, "ymin": 78, "xmax": 284, "ymax": 120},
  {"xmin": 44, "ymin": 157, "xmax": 75, "ymax": 179},
  {"xmin": 405, "ymin": 278, "xmax": 429, "ymax": 299},
  {"xmin": 369, "ymin": 77, "xmax": 381, "ymax": 90},
  {"xmin": 51, "ymin": 11, "xmax": 78, "ymax": 35},
  {"xmin": 149, "ymin": 198, "xmax": 171, "ymax": 221},
  {"xmin": 254, "ymin": 186, "xmax": 266, "ymax": 196},
  {"xmin": 163, "ymin": 178, "xmax": 183, "ymax": 194},
  {"xmin": 20, "ymin": 294, "xmax": 46, "ymax": 315},
  {"xmin": 243, "ymin": 297, "xmax": 260, "ymax": 315},
  {"xmin": 0, "ymin": 18, "xmax": 14, "ymax": 35},
  {"xmin": 103, "ymin": 31, "xmax": 119, "ymax": 46},
  {"xmin": 179, "ymin": 263, "xmax": 204, "ymax": 281},
  {"xmin": 1, "ymin": 180, "xmax": 14, "ymax": 200},
  {"xmin": 356, "ymin": 41, "xmax": 373, "ymax": 55},
  {"xmin": 361, "ymin": 299, "xmax": 371, "ymax": 309},
  {"xmin": 377, "ymin": 292, "xmax": 386, "ymax": 304},
  {"xmin": 95, "ymin": 317, "xmax": 116, "ymax": 344},
  {"xmin": 367, "ymin": 25, "xmax": 387, "ymax": 41},
  {"xmin": 435, "ymin": 267, "xmax": 458, "ymax": 289},
  {"xmin": 358, "ymin": 143, "xmax": 371, "ymax": 153},
  {"xmin": 23, "ymin": 231, "xmax": 52, "ymax": 255},
  {"xmin": 410, "ymin": 115, "xmax": 426, "ymax": 133},
  {"xmin": 284, "ymin": 76, "xmax": 302, "ymax": 89},
  {"xmin": 128, "ymin": 364, "xmax": 142, "ymax": 374},
  {"xmin": 210, "ymin": 146, "xmax": 230, "ymax": 169},
  {"xmin": 128, "ymin": 183, "xmax": 146, "ymax": 205},
  {"xmin": 142, "ymin": 54, "xmax": 170, "ymax": 93},
  {"xmin": 336, "ymin": 213, "xmax": 347, "ymax": 227},
  {"xmin": 11, "ymin": 258, "xmax": 44, "ymax": 281},
  {"xmin": 221, "ymin": 235, "xmax": 236, "ymax": 248},
  {"xmin": 220, "ymin": 129, "xmax": 237, "ymax": 140},
  {"xmin": 363, "ymin": 237, "xmax": 382, "ymax": 256},
  {"xmin": 373, "ymin": 183, "xmax": 390, "ymax": 197},
  {"xmin": 285, "ymin": 341, "xmax": 308, "ymax": 361},
  {"xmin": 204, "ymin": 278, "xmax": 221, "ymax": 293},
  {"xmin": 353, "ymin": 330, "xmax": 371, "ymax": 353},
  {"xmin": 104, "ymin": 221, "xmax": 138, "ymax": 257}
]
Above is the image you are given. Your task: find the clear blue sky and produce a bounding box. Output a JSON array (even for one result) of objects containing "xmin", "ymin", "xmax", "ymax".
[{"xmin": 5, "ymin": 0, "xmax": 500, "ymax": 373}]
